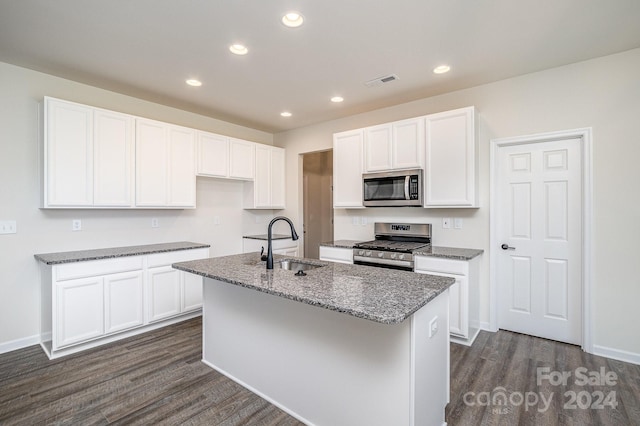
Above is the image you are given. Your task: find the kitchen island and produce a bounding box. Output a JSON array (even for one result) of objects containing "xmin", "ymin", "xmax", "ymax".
[{"xmin": 172, "ymin": 252, "xmax": 454, "ymax": 426}]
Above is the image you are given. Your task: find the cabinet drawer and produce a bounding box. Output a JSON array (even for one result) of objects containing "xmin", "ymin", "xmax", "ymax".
[
  {"xmin": 414, "ymin": 255, "xmax": 468, "ymax": 275},
  {"xmin": 319, "ymin": 246, "xmax": 353, "ymax": 264},
  {"xmin": 55, "ymin": 256, "xmax": 143, "ymax": 281},
  {"xmin": 147, "ymin": 248, "xmax": 209, "ymax": 267}
]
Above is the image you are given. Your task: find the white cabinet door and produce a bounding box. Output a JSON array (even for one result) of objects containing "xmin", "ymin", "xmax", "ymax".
[
  {"xmin": 270, "ymin": 147, "xmax": 286, "ymax": 208},
  {"xmin": 56, "ymin": 277, "xmax": 104, "ymax": 348},
  {"xmin": 182, "ymin": 272, "xmax": 203, "ymax": 312},
  {"xmin": 393, "ymin": 117, "xmax": 425, "ymax": 170},
  {"xmin": 333, "ymin": 129, "xmax": 364, "ymax": 208},
  {"xmin": 254, "ymin": 144, "xmax": 272, "ymax": 207},
  {"xmin": 167, "ymin": 125, "xmax": 195, "ymax": 207},
  {"xmin": 44, "ymin": 97, "xmax": 93, "ymax": 206},
  {"xmin": 197, "ymin": 131, "xmax": 229, "ymax": 177},
  {"xmin": 244, "ymin": 145, "xmax": 286, "ymax": 209},
  {"xmin": 364, "ymin": 118, "xmax": 424, "ymax": 172},
  {"xmin": 104, "ymin": 270, "xmax": 144, "ymax": 334},
  {"xmin": 229, "ymin": 138, "xmax": 255, "ymax": 180},
  {"xmin": 135, "ymin": 118, "xmax": 168, "ymax": 206},
  {"xmin": 135, "ymin": 119, "xmax": 195, "ymax": 208},
  {"xmin": 148, "ymin": 266, "xmax": 181, "ymax": 322},
  {"xmin": 93, "ymin": 108, "xmax": 134, "ymax": 206},
  {"xmin": 364, "ymin": 124, "xmax": 393, "ymax": 172},
  {"xmin": 424, "ymin": 107, "xmax": 477, "ymax": 207}
]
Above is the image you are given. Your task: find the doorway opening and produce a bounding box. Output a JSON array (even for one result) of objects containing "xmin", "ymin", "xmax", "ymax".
[{"xmin": 302, "ymin": 150, "xmax": 333, "ymax": 259}]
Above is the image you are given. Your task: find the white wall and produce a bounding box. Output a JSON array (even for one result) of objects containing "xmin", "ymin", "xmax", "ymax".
[
  {"xmin": 275, "ymin": 48, "xmax": 640, "ymax": 357},
  {"xmin": 0, "ymin": 62, "xmax": 276, "ymax": 349}
]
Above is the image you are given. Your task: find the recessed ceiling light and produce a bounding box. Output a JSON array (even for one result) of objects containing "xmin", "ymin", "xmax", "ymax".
[
  {"xmin": 331, "ymin": 96, "xmax": 344, "ymax": 103},
  {"xmin": 229, "ymin": 44, "xmax": 248, "ymax": 55},
  {"xmin": 433, "ymin": 65, "xmax": 451, "ymax": 74},
  {"xmin": 282, "ymin": 12, "xmax": 304, "ymax": 28},
  {"xmin": 185, "ymin": 79, "xmax": 202, "ymax": 87},
  {"xmin": 280, "ymin": 111, "xmax": 292, "ymax": 117}
]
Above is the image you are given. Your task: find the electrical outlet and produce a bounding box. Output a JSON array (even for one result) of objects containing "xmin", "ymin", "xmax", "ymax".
[
  {"xmin": 0, "ymin": 220, "xmax": 17, "ymax": 235},
  {"xmin": 151, "ymin": 218, "xmax": 159, "ymax": 228},
  {"xmin": 429, "ymin": 316, "xmax": 439, "ymax": 338},
  {"xmin": 360, "ymin": 216, "xmax": 367, "ymax": 226},
  {"xmin": 352, "ymin": 216, "xmax": 359, "ymax": 226},
  {"xmin": 72, "ymin": 219, "xmax": 82, "ymax": 231},
  {"xmin": 213, "ymin": 216, "xmax": 221, "ymax": 225},
  {"xmin": 442, "ymin": 217, "xmax": 451, "ymax": 229},
  {"xmin": 454, "ymin": 218, "xmax": 463, "ymax": 229}
]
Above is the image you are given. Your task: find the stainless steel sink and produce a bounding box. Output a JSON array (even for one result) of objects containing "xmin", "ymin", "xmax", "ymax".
[{"xmin": 277, "ymin": 260, "xmax": 324, "ymax": 272}]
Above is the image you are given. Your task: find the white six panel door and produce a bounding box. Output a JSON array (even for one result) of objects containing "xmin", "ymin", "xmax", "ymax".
[{"xmin": 497, "ymin": 138, "xmax": 582, "ymax": 344}]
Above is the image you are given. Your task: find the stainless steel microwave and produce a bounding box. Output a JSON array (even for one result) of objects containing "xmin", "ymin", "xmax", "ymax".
[{"xmin": 362, "ymin": 169, "xmax": 423, "ymax": 207}]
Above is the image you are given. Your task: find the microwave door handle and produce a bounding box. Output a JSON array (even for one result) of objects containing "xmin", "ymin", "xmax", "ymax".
[{"xmin": 404, "ymin": 176, "xmax": 410, "ymax": 200}]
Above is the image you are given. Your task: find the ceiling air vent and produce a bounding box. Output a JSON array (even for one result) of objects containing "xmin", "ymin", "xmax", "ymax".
[{"xmin": 364, "ymin": 74, "xmax": 399, "ymax": 87}]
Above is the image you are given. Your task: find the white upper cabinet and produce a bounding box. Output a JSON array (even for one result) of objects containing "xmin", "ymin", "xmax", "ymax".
[
  {"xmin": 229, "ymin": 138, "xmax": 255, "ymax": 180},
  {"xmin": 135, "ymin": 118, "xmax": 196, "ymax": 208},
  {"xmin": 364, "ymin": 117, "xmax": 424, "ymax": 172},
  {"xmin": 424, "ymin": 106, "xmax": 478, "ymax": 208},
  {"xmin": 44, "ymin": 98, "xmax": 93, "ymax": 207},
  {"xmin": 43, "ymin": 97, "xmax": 134, "ymax": 208},
  {"xmin": 93, "ymin": 109, "xmax": 134, "ymax": 207},
  {"xmin": 333, "ymin": 129, "xmax": 364, "ymax": 208},
  {"xmin": 244, "ymin": 145, "xmax": 285, "ymax": 209},
  {"xmin": 197, "ymin": 131, "xmax": 229, "ymax": 178}
]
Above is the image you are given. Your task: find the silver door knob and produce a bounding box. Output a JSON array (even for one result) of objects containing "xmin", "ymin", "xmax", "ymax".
[{"xmin": 501, "ymin": 244, "xmax": 516, "ymax": 250}]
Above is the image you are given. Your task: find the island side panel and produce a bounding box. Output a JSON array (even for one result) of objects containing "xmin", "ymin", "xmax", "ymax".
[
  {"xmin": 202, "ymin": 277, "xmax": 413, "ymax": 426},
  {"xmin": 411, "ymin": 290, "xmax": 449, "ymax": 426}
]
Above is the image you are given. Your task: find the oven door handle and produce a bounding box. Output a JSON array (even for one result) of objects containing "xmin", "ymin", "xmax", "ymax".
[{"xmin": 404, "ymin": 176, "xmax": 410, "ymax": 200}]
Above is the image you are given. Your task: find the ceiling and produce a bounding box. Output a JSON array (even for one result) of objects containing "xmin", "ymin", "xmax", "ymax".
[{"xmin": 1, "ymin": 1, "xmax": 640, "ymax": 133}]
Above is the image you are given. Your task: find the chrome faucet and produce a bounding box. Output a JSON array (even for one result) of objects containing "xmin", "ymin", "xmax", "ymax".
[{"xmin": 266, "ymin": 216, "xmax": 299, "ymax": 269}]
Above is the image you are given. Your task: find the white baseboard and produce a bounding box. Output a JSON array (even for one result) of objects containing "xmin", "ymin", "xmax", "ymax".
[
  {"xmin": 0, "ymin": 334, "xmax": 41, "ymax": 355},
  {"xmin": 592, "ymin": 344, "xmax": 640, "ymax": 366}
]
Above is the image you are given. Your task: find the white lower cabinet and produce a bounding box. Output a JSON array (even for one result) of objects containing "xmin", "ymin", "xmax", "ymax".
[
  {"xmin": 41, "ymin": 247, "xmax": 208, "ymax": 359},
  {"xmin": 318, "ymin": 246, "xmax": 354, "ymax": 264},
  {"xmin": 104, "ymin": 270, "xmax": 144, "ymax": 334},
  {"xmin": 56, "ymin": 277, "xmax": 104, "ymax": 348},
  {"xmin": 414, "ymin": 255, "xmax": 480, "ymax": 345},
  {"xmin": 148, "ymin": 266, "xmax": 182, "ymax": 322}
]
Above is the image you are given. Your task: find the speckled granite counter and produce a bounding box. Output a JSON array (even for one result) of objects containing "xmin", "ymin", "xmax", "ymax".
[
  {"xmin": 34, "ymin": 241, "xmax": 210, "ymax": 265},
  {"xmin": 243, "ymin": 234, "xmax": 292, "ymax": 240},
  {"xmin": 172, "ymin": 252, "xmax": 454, "ymax": 324},
  {"xmin": 320, "ymin": 240, "xmax": 483, "ymax": 260}
]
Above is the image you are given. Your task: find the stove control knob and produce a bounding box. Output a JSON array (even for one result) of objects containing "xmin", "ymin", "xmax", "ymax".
[
  {"xmin": 365, "ymin": 251, "xmax": 372, "ymax": 257},
  {"xmin": 378, "ymin": 252, "xmax": 384, "ymax": 258},
  {"xmin": 358, "ymin": 250, "xmax": 364, "ymax": 256},
  {"xmin": 390, "ymin": 253, "xmax": 397, "ymax": 259},
  {"xmin": 398, "ymin": 254, "xmax": 405, "ymax": 260}
]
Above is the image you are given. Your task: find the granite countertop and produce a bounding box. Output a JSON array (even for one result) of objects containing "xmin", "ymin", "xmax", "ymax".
[
  {"xmin": 172, "ymin": 252, "xmax": 454, "ymax": 325},
  {"xmin": 34, "ymin": 241, "xmax": 210, "ymax": 265},
  {"xmin": 243, "ymin": 234, "xmax": 293, "ymax": 240},
  {"xmin": 320, "ymin": 241, "xmax": 483, "ymax": 260}
]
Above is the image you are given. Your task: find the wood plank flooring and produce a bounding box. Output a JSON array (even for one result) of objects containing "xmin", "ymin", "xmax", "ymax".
[
  {"xmin": 446, "ymin": 330, "xmax": 640, "ymax": 426},
  {"xmin": 1, "ymin": 318, "xmax": 638, "ymax": 425}
]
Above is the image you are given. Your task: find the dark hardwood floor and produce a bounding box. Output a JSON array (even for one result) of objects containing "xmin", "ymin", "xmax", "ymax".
[{"xmin": 1, "ymin": 318, "xmax": 638, "ymax": 425}]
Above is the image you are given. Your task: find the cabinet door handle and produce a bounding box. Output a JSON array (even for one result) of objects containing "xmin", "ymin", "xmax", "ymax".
[{"xmin": 501, "ymin": 244, "xmax": 515, "ymax": 250}]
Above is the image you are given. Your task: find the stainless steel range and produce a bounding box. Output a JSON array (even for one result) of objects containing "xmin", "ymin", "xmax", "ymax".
[{"xmin": 353, "ymin": 223, "xmax": 431, "ymax": 271}]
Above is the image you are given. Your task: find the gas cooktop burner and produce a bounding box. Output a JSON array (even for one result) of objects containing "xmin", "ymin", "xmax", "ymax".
[{"xmin": 354, "ymin": 240, "xmax": 430, "ymax": 253}]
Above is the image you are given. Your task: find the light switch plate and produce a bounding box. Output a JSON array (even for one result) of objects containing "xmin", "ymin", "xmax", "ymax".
[
  {"xmin": 454, "ymin": 218, "xmax": 463, "ymax": 229},
  {"xmin": 0, "ymin": 220, "xmax": 17, "ymax": 234},
  {"xmin": 442, "ymin": 218, "xmax": 451, "ymax": 229},
  {"xmin": 151, "ymin": 218, "xmax": 159, "ymax": 228}
]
